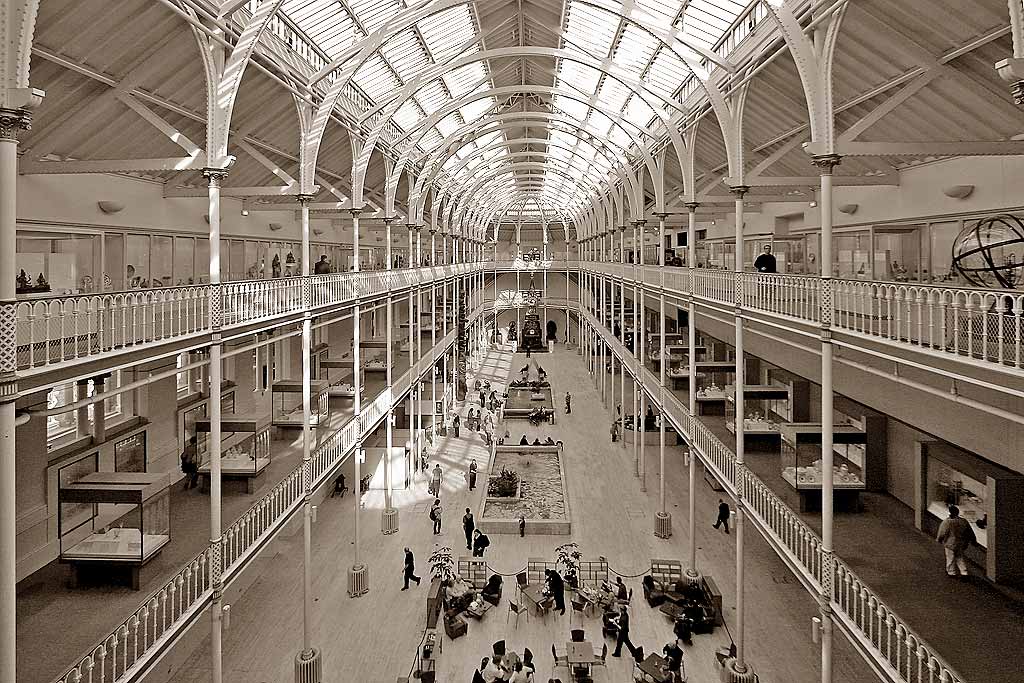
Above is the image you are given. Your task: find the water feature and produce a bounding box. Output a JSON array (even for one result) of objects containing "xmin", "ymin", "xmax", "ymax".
[{"xmin": 478, "ymin": 447, "xmax": 571, "ymax": 534}]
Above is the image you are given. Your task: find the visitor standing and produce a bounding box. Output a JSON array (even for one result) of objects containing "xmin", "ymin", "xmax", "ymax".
[
  {"xmin": 519, "ymin": 514, "xmax": 526, "ymax": 537},
  {"xmin": 468, "ymin": 460, "xmax": 478, "ymax": 490},
  {"xmin": 430, "ymin": 463, "xmax": 442, "ymax": 497},
  {"xmin": 180, "ymin": 437, "xmax": 200, "ymax": 490},
  {"xmin": 430, "ymin": 498, "xmax": 443, "ymax": 535},
  {"xmin": 565, "ymin": 391, "xmax": 572, "ymax": 414},
  {"xmin": 313, "ymin": 254, "xmax": 331, "ymax": 274},
  {"xmin": 463, "ymin": 508, "xmax": 475, "ymax": 550},
  {"xmin": 472, "ymin": 528, "xmax": 491, "ymax": 557},
  {"xmin": 713, "ymin": 499, "xmax": 731, "ymax": 534},
  {"xmin": 402, "ymin": 547, "xmax": 421, "ymax": 590},
  {"xmin": 753, "ymin": 244, "xmax": 777, "ymax": 273},
  {"xmin": 545, "ymin": 569, "xmax": 566, "ymax": 615},
  {"xmin": 610, "ymin": 420, "xmax": 619, "ymax": 443},
  {"xmin": 937, "ymin": 505, "xmax": 975, "ymax": 576},
  {"xmin": 452, "ymin": 413, "xmax": 460, "ymax": 438}
]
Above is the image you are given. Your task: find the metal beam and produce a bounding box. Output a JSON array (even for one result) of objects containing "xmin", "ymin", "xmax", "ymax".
[
  {"xmin": 743, "ymin": 174, "xmax": 898, "ymax": 187},
  {"xmin": 826, "ymin": 140, "xmax": 1024, "ymax": 157},
  {"xmin": 21, "ymin": 155, "xmax": 206, "ymax": 174}
]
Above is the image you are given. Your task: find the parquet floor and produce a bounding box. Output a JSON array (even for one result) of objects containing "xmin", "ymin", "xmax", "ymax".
[{"xmin": 173, "ymin": 343, "xmax": 878, "ymax": 683}]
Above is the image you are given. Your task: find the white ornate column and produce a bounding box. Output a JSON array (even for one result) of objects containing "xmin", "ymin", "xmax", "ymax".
[
  {"xmin": 684, "ymin": 202, "xmax": 700, "ymax": 582},
  {"xmin": 654, "ymin": 213, "xmax": 671, "ymax": 538},
  {"xmin": 0, "ymin": 101, "xmax": 38, "ymax": 683},
  {"xmin": 202, "ymin": 164, "xmax": 229, "ymax": 683},
  {"xmin": 382, "ymin": 217, "xmax": 398, "ymax": 534},
  {"xmin": 814, "ymin": 153, "xmax": 842, "ymax": 683},
  {"xmin": 348, "ymin": 209, "xmax": 368, "ymax": 597}
]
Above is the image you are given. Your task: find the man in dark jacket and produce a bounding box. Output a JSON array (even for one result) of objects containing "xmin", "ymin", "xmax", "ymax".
[
  {"xmin": 753, "ymin": 244, "xmax": 777, "ymax": 273},
  {"xmin": 463, "ymin": 508, "xmax": 475, "ymax": 550},
  {"xmin": 472, "ymin": 529, "xmax": 490, "ymax": 557},
  {"xmin": 713, "ymin": 498, "xmax": 731, "ymax": 534},
  {"xmin": 611, "ymin": 604, "xmax": 638, "ymax": 658},
  {"xmin": 545, "ymin": 569, "xmax": 566, "ymax": 615},
  {"xmin": 402, "ymin": 547, "xmax": 421, "ymax": 590}
]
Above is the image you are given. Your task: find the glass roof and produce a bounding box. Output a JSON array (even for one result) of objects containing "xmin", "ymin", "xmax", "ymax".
[{"xmin": 259, "ymin": 0, "xmax": 758, "ymax": 216}]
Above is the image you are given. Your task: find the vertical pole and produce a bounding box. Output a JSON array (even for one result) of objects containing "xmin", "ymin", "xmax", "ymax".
[
  {"xmin": 619, "ymin": 227, "xmax": 626, "ymax": 451},
  {"xmin": 297, "ymin": 193, "xmax": 317, "ymax": 667},
  {"xmin": 0, "ymin": 105, "xmax": 36, "ymax": 683},
  {"xmin": 685, "ymin": 203, "xmax": 699, "ymax": 578},
  {"xmin": 202, "ymin": 165, "xmax": 228, "ymax": 683},
  {"xmin": 732, "ymin": 186, "xmax": 749, "ymax": 673},
  {"xmin": 655, "ymin": 213, "xmax": 670, "ymax": 537},
  {"xmin": 383, "ymin": 217, "xmax": 397, "ymax": 530},
  {"xmin": 349, "ymin": 209, "xmax": 367, "ymax": 596},
  {"xmin": 636, "ymin": 220, "xmax": 646, "ymax": 492},
  {"xmin": 815, "ymin": 154, "xmax": 842, "ymax": 683}
]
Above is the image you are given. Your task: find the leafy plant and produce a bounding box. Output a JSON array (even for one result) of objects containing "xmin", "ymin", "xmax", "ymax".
[
  {"xmin": 428, "ymin": 546, "xmax": 458, "ymax": 586},
  {"xmin": 487, "ymin": 467, "xmax": 519, "ymax": 497},
  {"xmin": 555, "ymin": 542, "xmax": 582, "ymax": 588}
]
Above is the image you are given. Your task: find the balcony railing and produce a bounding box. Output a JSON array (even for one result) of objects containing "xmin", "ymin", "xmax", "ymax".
[
  {"xmin": 11, "ymin": 263, "xmax": 482, "ymax": 375},
  {"xmin": 52, "ymin": 315, "xmax": 470, "ymax": 683},
  {"xmin": 581, "ymin": 305, "xmax": 964, "ymax": 683},
  {"xmin": 584, "ymin": 262, "xmax": 1024, "ymax": 374}
]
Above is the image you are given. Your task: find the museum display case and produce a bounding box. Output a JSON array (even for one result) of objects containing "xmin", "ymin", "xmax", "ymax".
[
  {"xmin": 272, "ymin": 378, "xmax": 330, "ymax": 427},
  {"xmin": 725, "ymin": 384, "xmax": 790, "ymax": 445},
  {"xmin": 59, "ymin": 471, "xmax": 172, "ymax": 587},
  {"xmin": 195, "ymin": 414, "xmax": 272, "ymax": 477}
]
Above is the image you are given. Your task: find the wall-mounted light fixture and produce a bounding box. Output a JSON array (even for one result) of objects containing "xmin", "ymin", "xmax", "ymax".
[
  {"xmin": 268, "ymin": 222, "xmax": 283, "ymax": 231},
  {"xmin": 838, "ymin": 204, "xmax": 859, "ymax": 215},
  {"xmin": 97, "ymin": 201, "xmax": 125, "ymax": 214},
  {"xmin": 942, "ymin": 184, "xmax": 974, "ymax": 199}
]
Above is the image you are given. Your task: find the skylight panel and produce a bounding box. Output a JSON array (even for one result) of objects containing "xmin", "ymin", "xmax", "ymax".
[
  {"xmin": 393, "ymin": 100, "xmax": 422, "ymax": 130},
  {"xmin": 460, "ymin": 98, "xmax": 494, "ymax": 122},
  {"xmin": 596, "ymin": 78, "xmax": 630, "ymax": 114},
  {"xmin": 420, "ymin": 128, "xmax": 444, "ymax": 151},
  {"xmin": 551, "ymin": 95, "xmax": 588, "ymax": 121},
  {"xmin": 634, "ymin": 0, "xmax": 679, "ymax": 24},
  {"xmin": 417, "ymin": 5, "xmax": 478, "ymax": 62},
  {"xmin": 683, "ymin": 0, "xmax": 746, "ymax": 48},
  {"xmin": 379, "ymin": 29, "xmax": 430, "ymax": 81},
  {"xmin": 348, "ymin": 0, "xmax": 400, "ymax": 33},
  {"xmin": 436, "ymin": 115, "xmax": 460, "ymax": 138},
  {"xmin": 563, "ymin": 1, "xmax": 618, "ymax": 57},
  {"xmin": 556, "ymin": 62, "xmax": 601, "ymax": 94},
  {"xmin": 645, "ymin": 48, "xmax": 689, "ymax": 98},
  {"xmin": 443, "ymin": 63, "xmax": 488, "ymax": 99},
  {"xmin": 353, "ymin": 54, "xmax": 401, "ymax": 101},
  {"xmin": 624, "ymin": 95, "xmax": 656, "ymax": 126},
  {"xmin": 613, "ymin": 24, "xmax": 658, "ymax": 76},
  {"xmin": 415, "ymin": 80, "xmax": 449, "ymax": 116}
]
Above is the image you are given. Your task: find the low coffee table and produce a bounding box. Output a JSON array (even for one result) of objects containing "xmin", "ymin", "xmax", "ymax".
[
  {"xmin": 465, "ymin": 599, "xmax": 493, "ymax": 619},
  {"xmin": 659, "ymin": 602, "xmax": 685, "ymax": 620}
]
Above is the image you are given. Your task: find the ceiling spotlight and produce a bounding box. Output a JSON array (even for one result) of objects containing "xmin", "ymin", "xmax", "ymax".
[
  {"xmin": 809, "ymin": 200, "xmax": 818, "ymax": 208},
  {"xmin": 241, "ymin": 209, "xmax": 249, "ymax": 216}
]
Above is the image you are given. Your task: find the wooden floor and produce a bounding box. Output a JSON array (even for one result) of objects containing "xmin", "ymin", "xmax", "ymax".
[{"xmin": 173, "ymin": 343, "xmax": 878, "ymax": 683}]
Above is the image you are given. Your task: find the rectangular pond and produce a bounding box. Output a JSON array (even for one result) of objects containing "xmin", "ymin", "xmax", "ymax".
[{"xmin": 478, "ymin": 445, "xmax": 571, "ymax": 535}]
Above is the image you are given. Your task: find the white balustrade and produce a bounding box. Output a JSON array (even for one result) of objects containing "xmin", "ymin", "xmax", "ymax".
[
  {"xmin": 54, "ymin": 549, "xmax": 212, "ymax": 683},
  {"xmin": 52, "ymin": 313, "xmax": 473, "ymax": 683},
  {"xmin": 578, "ymin": 304, "xmax": 965, "ymax": 683}
]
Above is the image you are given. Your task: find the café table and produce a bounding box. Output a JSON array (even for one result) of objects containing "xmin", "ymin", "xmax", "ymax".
[
  {"xmin": 635, "ymin": 653, "xmax": 672, "ymax": 683},
  {"xmin": 521, "ymin": 584, "xmax": 551, "ymax": 615},
  {"xmin": 566, "ymin": 641, "xmax": 595, "ymax": 679}
]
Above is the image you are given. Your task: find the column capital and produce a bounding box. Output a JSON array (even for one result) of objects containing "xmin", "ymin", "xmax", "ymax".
[
  {"xmin": 295, "ymin": 193, "xmax": 316, "ymax": 205},
  {"xmin": 348, "ymin": 207, "xmax": 362, "ymax": 217},
  {"xmin": 652, "ymin": 212, "xmax": 669, "ymax": 220},
  {"xmin": 632, "ymin": 219, "xmax": 647, "ymax": 227},
  {"xmin": 811, "ymin": 154, "xmax": 843, "ymax": 174},
  {"xmin": 382, "ymin": 216, "xmax": 398, "ymax": 225},
  {"xmin": 0, "ymin": 107, "xmax": 33, "ymax": 141},
  {"xmin": 684, "ymin": 201, "xmax": 700, "ymax": 211},
  {"xmin": 729, "ymin": 185, "xmax": 749, "ymax": 198},
  {"xmin": 201, "ymin": 167, "xmax": 230, "ymax": 185},
  {"xmin": 619, "ymin": 225, "xmax": 628, "ymax": 233}
]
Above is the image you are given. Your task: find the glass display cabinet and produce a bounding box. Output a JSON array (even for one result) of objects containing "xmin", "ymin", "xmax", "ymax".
[
  {"xmin": 272, "ymin": 379, "xmax": 330, "ymax": 427},
  {"xmin": 918, "ymin": 441, "xmax": 1024, "ymax": 582},
  {"xmin": 693, "ymin": 361, "xmax": 735, "ymax": 415},
  {"xmin": 779, "ymin": 423, "xmax": 866, "ymax": 512},
  {"xmin": 322, "ymin": 356, "xmax": 359, "ymax": 398},
  {"xmin": 195, "ymin": 414, "xmax": 272, "ymax": 494},
  {"xmin": 59, "ymin": 472, "xmax": 171, "ymax": 589},
  {"xmin": 725, "ymin": 384, "xmax": 790, "ymax": 447}
]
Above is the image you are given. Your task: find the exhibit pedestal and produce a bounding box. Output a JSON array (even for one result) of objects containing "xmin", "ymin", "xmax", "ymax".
[
  {"xmin": 720, "ymin": 659, "xmax": 758, "ymax": 682},
  {"xmin": 654, "ymin": 511, "xmax": 672, "ymax": 538}
]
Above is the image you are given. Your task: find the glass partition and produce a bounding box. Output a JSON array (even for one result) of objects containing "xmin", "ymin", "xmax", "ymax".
[{"xmin": 151, "ymin": 236, "xmax": 173, "ymax": 287}]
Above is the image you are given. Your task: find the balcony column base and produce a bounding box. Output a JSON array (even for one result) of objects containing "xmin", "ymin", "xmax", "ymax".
[
  {"xmin": 654, "ymin": 511, "xmax": 672, "ymax": 538},
  {"xmin": 381, "ymin": 508, "xmax": 399, "ymax": 535},
  {"xmin": 720, "ymin": 659, "xmax": 758, "ymax": 683},
  {"xmin": 347, "ymin": 563, "xmax": 369, "ymax": 598},
  {"xmin": 294, "ymin": 648, "xmax": 322, "ymax": 683}
]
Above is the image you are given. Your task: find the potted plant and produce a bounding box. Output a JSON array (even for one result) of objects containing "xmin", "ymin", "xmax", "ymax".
[
  {"xmin": 487, "ymin": 467, "xmax": 519, "ymax": 497},
  {"xmin": 428, "ymin": 546, "xmax": 458, "ymax": 586},
  {"xmin": 555, "ymin": 542, "xmax": 582, "ymax": 589}
]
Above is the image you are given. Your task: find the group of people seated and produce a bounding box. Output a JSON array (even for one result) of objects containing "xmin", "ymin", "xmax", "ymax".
[
  {"xmin": 472, "ymin": 646, "xmax": 536, "ymax": 682},
  {"xmin": 526, "ymin": 407, "xmax": 553, "ymax": 425},
  {"xmin": 515, "ymin": 434, "xmax": 559, "ymax": 447}
]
